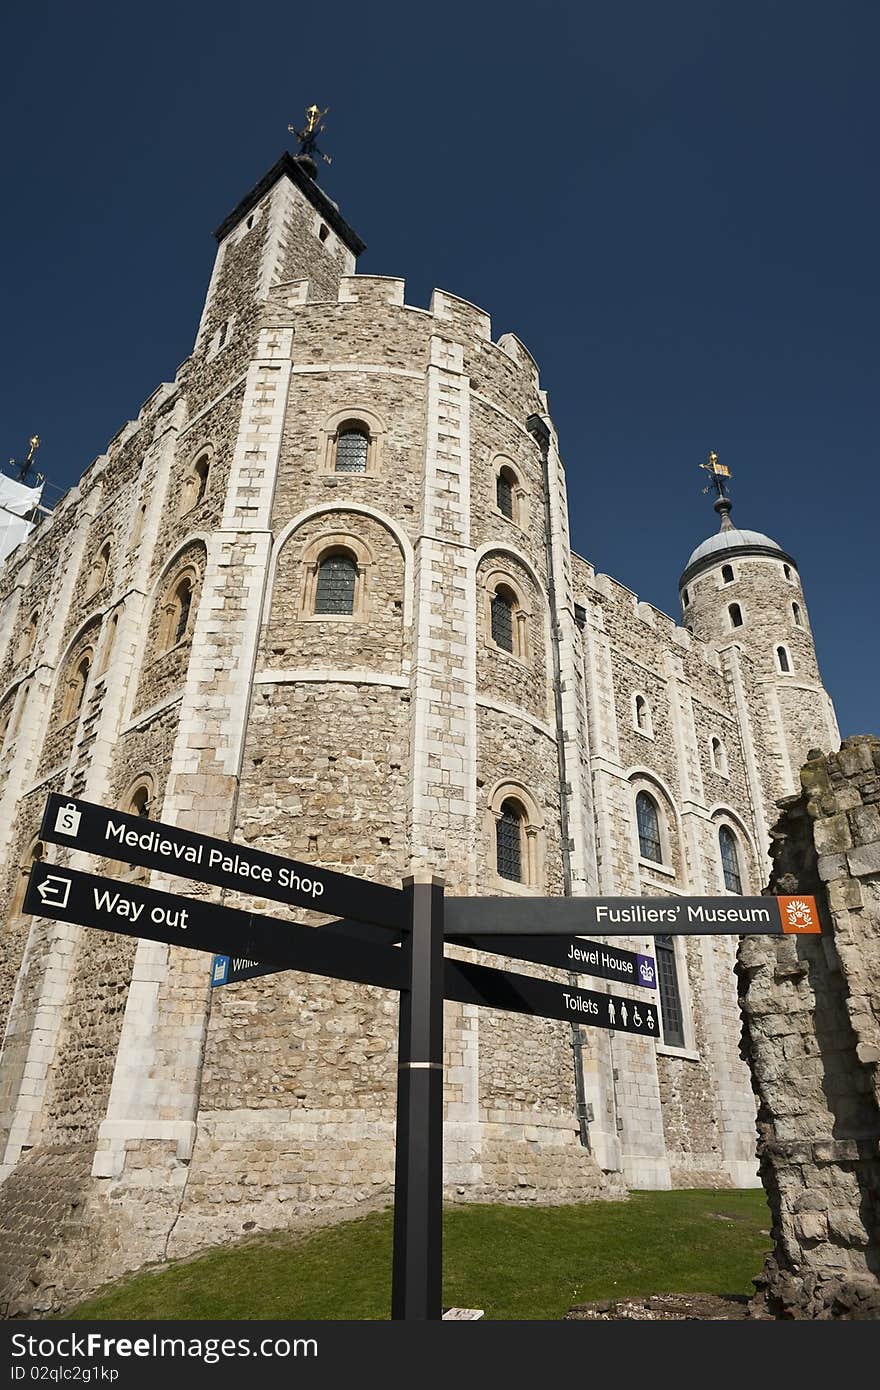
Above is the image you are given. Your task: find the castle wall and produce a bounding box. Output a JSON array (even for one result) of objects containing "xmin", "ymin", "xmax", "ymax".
[{"xmin": 0, "ymin": 159, "xmax": 845, "ymax": 1313}]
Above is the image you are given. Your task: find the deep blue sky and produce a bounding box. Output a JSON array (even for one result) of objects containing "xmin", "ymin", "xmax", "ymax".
[{"xmin": 1, "ymin": 2, "xmax": 876, "ymax": 737}]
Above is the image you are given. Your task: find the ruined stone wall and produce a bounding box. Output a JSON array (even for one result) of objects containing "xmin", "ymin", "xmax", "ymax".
[{"xmin": 739, "ymin": 737, "xmax": 880, "ymax": 1318}]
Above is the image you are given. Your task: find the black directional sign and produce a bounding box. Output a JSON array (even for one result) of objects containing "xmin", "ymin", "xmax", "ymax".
[
  {"xmin": 27, "ymin": 859, "xmax": 656, "ymax": 1038},
  {"xmin": 447, "ymin": 932, "xmax": 657, "ymax": 990},
  {"xmin": 40, "ymin": 793, "xmax": 406, "ymax": 931},
  {"xmin": 444, "ymin": 893, "xmax": 822, "ymax": 937},
  {"xmin": 444, "ymin": 957, "xmax": 660, "ymax": 1037},
  {"xmin": 24, "ymin": 861, "xmax": 404, "ymax": 994},
  {"xmin": 213, "ymin": 932, "xmax": 657, "ymax": 993}
]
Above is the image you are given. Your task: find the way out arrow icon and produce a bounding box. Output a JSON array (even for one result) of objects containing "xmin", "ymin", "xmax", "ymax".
[{"xmin": 37, "ymin": 874, "xmax": 72, "ymax": 909}]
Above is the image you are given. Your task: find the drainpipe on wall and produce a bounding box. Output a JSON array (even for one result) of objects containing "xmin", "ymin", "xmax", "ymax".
[{"xmin": 527, "ymin": 413, "xmax": 590, "ymax": 1153}]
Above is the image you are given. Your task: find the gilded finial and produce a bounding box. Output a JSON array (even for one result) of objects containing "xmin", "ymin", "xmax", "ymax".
[
  {"xmin": 8, "ymin": 433, "xmax": 41, "ymax": 484},
  {"xmin": 288, "ymin": 104, "xmax": 332, "ymax": 175},
  {"xmin": 698, "ymin": 451, "xmax": 734, "ymax": 528}
]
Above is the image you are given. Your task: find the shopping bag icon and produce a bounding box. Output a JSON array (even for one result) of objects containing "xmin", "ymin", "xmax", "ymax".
[{"xmin": 54, "ymin": 802, "xmax": 81, "ymax": 837}]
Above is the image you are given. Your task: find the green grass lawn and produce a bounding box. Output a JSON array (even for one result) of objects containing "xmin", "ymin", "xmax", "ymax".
[{"xmin": 65, "ymin": 1189, "xmax": 770, "ymax": 1321}]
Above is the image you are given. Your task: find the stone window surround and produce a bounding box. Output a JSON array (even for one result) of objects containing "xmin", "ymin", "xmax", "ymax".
[
  {"xmin": 109, "ymin": 775, "xmax": 156, "ymax": 881},
  {"xmin": 709, "ymin": 734, "xmax": 729, "ymax": 778},
  {"xmin": 480, "ymin": 566, "xmax": 530, "ymax": 664},
  {"xmin": 298, "ymin": 531, "xmax": 374, "ymax": 621},
  {"xmin": 156, "ymin": 565, "xmax": 200, "ymax": 653},
  {"xmin": 630, "ymin": 772, "xmax": 680, "ymax": 878},
  {"xmin": 60, "ymin": 644, "xmax": 96, "ymax": 725},
  {"xmin": 206, "ymin": 315, "xmax": 235, "ymax": 360},
  {"xmin": 490, "ymin": 453, "xmax": 528, "ymax": 530},
  {"xmin": 96, "ymin": 606, "xmax": 122, "ymax": 678},
  {"xmin": 718, "ymin": 562, "xmax": 737, "ymax": 587},
  {"xmin": 320, "ymin": 405, "xmax": 385, "ymax": 477},
  {"xmin": 484, "ymin": 778, "xmax": 546, "ymax": 894},
  {"xmin": 728, "ymin": 600, "xmax": 745, "ymax": 629},
  {"xmin": 709, "ymin": 809, "xmax": 756, "ymax": 896},
  {"xmin": 6, "ymin": 836, "xmax": 45, "ymax": 925},
  {"xmin": 15, "ymin": 607, "xmax": 40, "ymax": 665},
  {"xmin": 632, "ymin": 691, "xmax": 654, "ymax": 739},
  {"xmin": 776, "ymin": 642, "xmax": 793, "ymax": 674},
  {"xmin": 85, "ymin": 540, "xmax": 112, "ymax": 600},
  {"xmin": 0, "ymin": 695, "xmax": 14, "ymax": 750},
  {"xmin": 129, "ymin": 498, "xmax": 148, "ymax": 549},
  {"xmin": 178, "ymin": 445, "xmax": 214, "ymax": 518}
]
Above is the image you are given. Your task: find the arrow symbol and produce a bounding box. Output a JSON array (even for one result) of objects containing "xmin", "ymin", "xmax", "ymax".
[{"xmin": 37, "ymin": 874, "xmax": 72, "ymax": 909}]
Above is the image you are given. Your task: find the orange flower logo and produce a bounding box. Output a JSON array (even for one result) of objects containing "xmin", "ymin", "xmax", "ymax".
[{"xmin": 778, "ymin": 895, "xmax": 821, "ymax": 934}]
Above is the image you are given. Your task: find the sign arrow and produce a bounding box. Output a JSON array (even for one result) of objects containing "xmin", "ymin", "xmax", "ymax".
[{"xmin": 36, "ymin": 874, "xmax": 72, "ymax": 909}]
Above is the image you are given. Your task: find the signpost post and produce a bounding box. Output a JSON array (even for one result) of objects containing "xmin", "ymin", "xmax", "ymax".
[{"xmin": 31, "ymin": 792, "xmax": 822, "ymax": 1320}]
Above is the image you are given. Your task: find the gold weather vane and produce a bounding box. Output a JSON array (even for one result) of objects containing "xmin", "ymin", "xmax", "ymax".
[
  {"xmin": 8, "ymin": 433, "xmax": 41, "ymax": 484},
  {"xmin": 699, "ymin": 449, "xmax": 731, "ymax": 498},
  {"xmin": 288, "ymin": 104, "xmax": 332, "ymax": 168}
]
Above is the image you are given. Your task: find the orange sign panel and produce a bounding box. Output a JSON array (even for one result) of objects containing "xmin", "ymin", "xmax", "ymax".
[{"xmin": 777, "ymin": 895, "xmax": 822, "ymax": 934}]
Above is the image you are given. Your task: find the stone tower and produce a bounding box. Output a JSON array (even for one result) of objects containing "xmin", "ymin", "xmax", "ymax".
[
  {"xmin": 678, "ymin": 485, "xmax": 839, "ymax": 809},
  {"xmin": 0, "ymin": 144, "xmax": 844, "ymax": 1315}
]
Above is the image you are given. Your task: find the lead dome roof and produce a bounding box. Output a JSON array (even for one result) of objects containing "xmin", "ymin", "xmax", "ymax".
[{"xmin": 685, "ymin": 526, "xmax": 784, "ymax": 570}]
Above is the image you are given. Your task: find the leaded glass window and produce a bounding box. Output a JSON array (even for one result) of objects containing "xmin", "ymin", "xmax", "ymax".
[
  {"xmin": 497, "ymin": 471, "xmax": 514, "ymax": 519},
  {"xmin": 719, "ymin": 825, "xmax": 743, "ymax": 894},
  {"xmin": 491, "ymin": 590, "xmax": 514, "ymax": 652},
  {"xmin": 655, "ymin": 934, "xmax": 685, "ymax": 1047},
  {"xmin": 496, "ymin": 800, "xmax": 523, "ymax": 882},
  {"xmin": 335, "ymin": 429, "xmax": 369, "ymax": 474},
  {"xmin": 636, "ymin": 791, "xmax": 662, "ymax": 862},
  {"xmin": 315, "ymin": 554, "xmax": 357, "ymax": 615}
]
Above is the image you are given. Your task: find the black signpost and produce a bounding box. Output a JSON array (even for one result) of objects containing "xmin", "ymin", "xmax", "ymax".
[{"xmin": 30, "ymin": 792, "xmax": 822, "ymax": 1321}]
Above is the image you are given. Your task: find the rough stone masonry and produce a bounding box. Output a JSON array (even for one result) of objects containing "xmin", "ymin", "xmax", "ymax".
[{"xmin": 738, "ymin": 736, "xmax": 880, "ymax": 1319}]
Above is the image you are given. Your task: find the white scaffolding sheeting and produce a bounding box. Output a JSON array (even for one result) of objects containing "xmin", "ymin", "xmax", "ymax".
[{"xmin": 0, "ymin": 475, "xmax": 43, "ymax": 563}]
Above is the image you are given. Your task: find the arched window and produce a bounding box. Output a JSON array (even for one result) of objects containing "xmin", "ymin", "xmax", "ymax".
[
  {"xmin": 777, "ymin": 646, "xmax": 791, "ymax": 673},
  {"xmin": 334, "ymin": 426, "xmax": 369, "ymax": 474},
  {"xmin": 634, "ymin": 694, "xmax": 652, "ymax": 736},
  {"xmin": 719, "ymin": 825, "xmax": 743, "ymax": 894},
  {"xmin": 87, "ymin": 542, "xmax": 111, "ymax": 598},
  {"xmin": 783, "ymin": 564, "xmax": 792, "ymax": 580},
  {"xmin": 193, "ymin": 456, "xmax": 209, "ymax": 504},
  {"xmin": 655, "ymin": 934, "xmax": 685, "ymax": 1047},
  {"xmin": 314, "ymin": 553, "xmax": 357, "ymax": 615},
  {"xmin": 681, "ymin": 588, "xmax": 689, "ymax": 607},
  {"xmin": 710, "ymin": 736, "xmax": 728, "ymax": 778},
  {"xmin": 180, "ymin": 455, "xmax": 210, "ymax": 514},
  {"xmin": 728, "ymin": 602, "xmax": 743, "ymax": 628},
  {"xmin": 721, "ymin": 563, "xmax": 734, "ymax": 584},
  {"xmin": 496, "ymin": 468, "xmax": 516, "ymax": 520},
  {"xmin": 15, "ymin": 609, "xmax": 39, "ymax": 664},
  {"xmin": 490, "ymin": 587, "xmax": 515, "ymax": 653},
  {"xmin": 129, "ymin": 784, "xmax": 151, "ymax": 818},
  {"xmin": 173, "ymin": 579, "xmax": 192, "ymax": 645},
  {"xmin": 99, "ymin": 612, "xmax": 119, "ymax": 674},
  {"xmin": 496, "ymin": 799, "xmax": 524, "ymax": 882},
  {"xmin": 8, "ymin": 839, "xmax": 44, "ymax": 924},
  {"xmin": 636, "ymin": 791, "xmax": 663, "ymax": 863},
  {"xmin": 792, "ymin": 602, "xmax": 803, "ymax": 627},
  {"xmin": 62, "ymin": 653, "xmax": 91, "ymax": 722}
]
